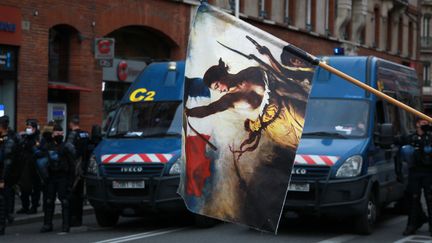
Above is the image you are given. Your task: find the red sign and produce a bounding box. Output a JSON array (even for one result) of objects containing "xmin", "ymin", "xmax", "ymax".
[
  {"xmin": 95, "ymin": 38, "xmax": 115, "ymax": 59},
  {"xmin": 117, "ymin": 60, "xmax": 128, "ymax": 81},
  {"xmin": 0, "ymin": 6, "xmax": 22, "ymax": 46}
]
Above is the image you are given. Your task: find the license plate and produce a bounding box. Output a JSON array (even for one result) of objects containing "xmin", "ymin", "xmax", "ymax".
[
  {"xmin": 112, "ymin": 181, "xmax": 145, "ymax": 189},
  {"xmin": 288, "ymin": 183, "xmax": 310, "ymax": 192}
]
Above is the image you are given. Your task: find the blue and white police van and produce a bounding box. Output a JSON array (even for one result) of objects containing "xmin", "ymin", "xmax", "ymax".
[
  {"xmin": 86, "ymin": 61, "xmax": 186, "ymax": 227},
  {"xmin": 284, "ymin": 56, "xmax": 421, "ymax": 234}
]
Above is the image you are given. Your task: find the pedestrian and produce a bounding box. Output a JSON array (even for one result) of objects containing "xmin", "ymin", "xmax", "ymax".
[
  {"xmin": 38, "ymin": 124, "xmax": 76, "ymax": 233},
  {"xmin": 403, "ymin": 118, "xmax": 432, "ymax": 236},
  {"xmin": 67, "ymin": 115, "xmax": 89, "ymax": 227},
  {"xmin": 17, "ymin": 119, "xmax": 42, "ymax": 214},
  {"xmin": 0, "ymin": 115, "xmax": 19, "ymax": 235}
]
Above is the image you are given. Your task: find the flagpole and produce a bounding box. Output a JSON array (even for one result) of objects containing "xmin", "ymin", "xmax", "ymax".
[{"xmin": 282, "ymin": 44, "xmax": 432, "ymax": 123}]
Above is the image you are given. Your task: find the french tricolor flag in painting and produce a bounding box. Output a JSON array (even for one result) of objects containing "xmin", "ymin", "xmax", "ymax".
[{"xmin": 183, "ymin": 78, "xmax": 213, "ymax": 197}]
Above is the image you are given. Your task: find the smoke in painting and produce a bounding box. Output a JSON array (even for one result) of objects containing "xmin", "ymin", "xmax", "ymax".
[{"xmin": 178, "ymin": 3, "xmax": 315, "ymax": 233}]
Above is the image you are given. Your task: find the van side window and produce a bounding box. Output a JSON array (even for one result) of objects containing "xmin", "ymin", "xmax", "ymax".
[{"xmin": 385, "ymin": 103, "xmax": 401, "ymax": 136}]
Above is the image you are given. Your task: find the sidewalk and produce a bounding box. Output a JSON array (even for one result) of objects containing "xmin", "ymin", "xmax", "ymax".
[{"xmin": 11, "ymin": 194, "xmax": 94, "ymax": 225}]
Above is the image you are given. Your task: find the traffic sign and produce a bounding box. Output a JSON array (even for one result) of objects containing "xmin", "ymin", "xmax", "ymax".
[
  {"xmin": 99, "ymin": 59, "xmax": 113, "ymax": 67},
  {"xmin": 95, "ymin": 38, "xmax": 115, "ymax": 59}
]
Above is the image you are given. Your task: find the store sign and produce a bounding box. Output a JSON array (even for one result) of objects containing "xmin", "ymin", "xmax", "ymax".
[
  {"xmin": 0, "ymin": 47, "xmax": 16, "ymax": 72},
  {"xmin": 95, "ymin": 38, "xmax": 115, "ymax": 59},
  {"xmin": 103, "ymin": 59, "xmax": 146, "ymax": 83},
  {"xmin": 0, "ymin": 6, "xmax": 22, "ymax": 46},
  {"xmin": 0, "ymin": 22, "xmax": 16, "ymax": 33},
  {"xmin": 0, "ymin": 105, "xmax": 4, "ymax": 117}
]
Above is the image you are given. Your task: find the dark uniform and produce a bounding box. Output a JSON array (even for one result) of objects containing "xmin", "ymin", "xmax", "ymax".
[
  {"xmin": 403, "ymin": 129, "xmax": 432, "ymax": 236},
  {"xmin": 39, "ymin": 126, "xmax": 76, "ymax": 233},
  {"xmin": 67, "ymin": 128, "xmax": 89, "ymax": 227},
  {"xmin": 0, "ymin": 121, "xmax": 18, "ymax": 235},
  {"xmin": 18, "ymin": 122, "xmax": 42, "ymax": 214}
]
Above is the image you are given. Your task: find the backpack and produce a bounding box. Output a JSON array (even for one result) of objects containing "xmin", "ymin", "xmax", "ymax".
[{"xmin": 4, "ymin": 131, "xmax": 24, "ymax": 185}]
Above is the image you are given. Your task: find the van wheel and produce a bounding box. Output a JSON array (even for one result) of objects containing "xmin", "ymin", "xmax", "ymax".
[
  {"xmin": 355, "ymin": 193, "xmax": 378, "ymax": 235},
  {"xmin": 194, "ymin": 214, "xmax": 219, "ymax": 228},
  {"xmin": 95, "ymin": 208, "xmax": 119, "ymax": 227}
]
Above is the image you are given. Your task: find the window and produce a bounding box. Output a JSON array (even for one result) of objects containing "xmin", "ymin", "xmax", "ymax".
[
  {"xmin": 422, "ymin": 15, "xmax": 430, "ymax": 38},
  {"xmin": 306, "ymin": 0, "xmax": 312, "ymax": 30},
  {"xmin": 374, "ymin": 7, "xmax": 380, "ymax": 48},
  {"xmin": 284, "ymin": 0, "xmax": 290, "ymax": 24},
  {"xmin": 285, "ymin": 0, "xmax": 296, "ymax": 25},
  {"xmin": 385, "ymin": 102, "xmax": 401, "ymax": 136},
  {"xmin": 325, "ymin": 0, "xmax": 329, "ymax": 33},
  {"xmin": 108, "ymin": 101, "xmax": 182, "ymax": 138},
  {"xmin": 302, "ymin": 99, "xmax": 369, "ymax": 138},
  {"xmin": 259, "ymin": 0, "xmax": 266, "ymax": 18},
  {"xmin": 424, "ymin": 63, "xmax": 431, "ymax": 87},
  {"xmin": 398, "ymin": 17, "xmax": 403, "ymax": 54},
  {"xmin": 48, "ymin": 25, "xmax": 75, "ymax": 82}
]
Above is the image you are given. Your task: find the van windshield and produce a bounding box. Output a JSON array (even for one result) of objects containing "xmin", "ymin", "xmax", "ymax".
[
  {"xmin": 108, "ymin": 101, "xmax": 182, "ymax": 138},
  {"xmin": 302, "ymin": 99, "xmax": 369, "ymax": 138}
]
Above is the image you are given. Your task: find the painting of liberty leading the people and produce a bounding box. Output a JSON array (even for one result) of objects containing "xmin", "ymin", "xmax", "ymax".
[{"xmin": 182, "ymin": 34, "xmax": 315, "ymax": 232}]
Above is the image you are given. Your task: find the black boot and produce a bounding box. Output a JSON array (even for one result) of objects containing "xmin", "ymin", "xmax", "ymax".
[
  {"xmin": 40, "ymin": 224, "xmax": 53, "ymax": 233},
  {"xmin": 403, "ymin": 194, "xmax": 424, "ymax": 236},
  {"xmin": 40, "ymin": 200, "xmax": 54, "ymax": 233},
  {"xmin": 425, "ymin": 190, "xmax": 432, "ymax": 236},
  {"xmin": 0, "ymin": 193, "xmax": 6, "ymax": 236},
  {"xmin": 61, "ymin": 201, "xmax": 70, "ymax": 233}
]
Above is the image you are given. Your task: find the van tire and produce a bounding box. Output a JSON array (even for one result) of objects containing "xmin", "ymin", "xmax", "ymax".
[
  {"xmin": 194, "ymin": 214, "xmax": 219, "ymax": 228},
  {"xmin": 95, "ymin": 208, "xmax": 119, "ymax": 227},
  {"xmin": 355, "ymin": 193, "xmax": 378, "ymax": 235}
]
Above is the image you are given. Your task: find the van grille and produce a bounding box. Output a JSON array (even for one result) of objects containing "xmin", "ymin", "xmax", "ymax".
[
  {"xmin": 291, "ymin": 166, "xmax": 330, "ymax": 181},
  {"xmin": 103, "ymin": 163, "xmax": 165, "ymax": 178}
]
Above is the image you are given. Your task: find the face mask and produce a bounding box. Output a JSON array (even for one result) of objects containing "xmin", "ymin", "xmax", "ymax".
[
  {"xmin": 25, "ymin": 128, "xmax": 34, "ymax": 135},
  {"xmin": 53, "ymin": 135, "xmax": 64, "ymax": 144},
  {"xmin": 421, "ymin": 125, "xmax": 431, "ymax": 133}
]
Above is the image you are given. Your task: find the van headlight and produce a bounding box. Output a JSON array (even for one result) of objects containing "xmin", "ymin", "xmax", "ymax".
[
  {"xmin": 335, "ymin": 155, "xmax": 363, "ymax": 178},
  {"xmin": 169, "ymin": 158, "xmax": 182, "ymax": 175},
  {"xmin": 87, "ymin": 155, "xmax": 99, "ymax": 176}
]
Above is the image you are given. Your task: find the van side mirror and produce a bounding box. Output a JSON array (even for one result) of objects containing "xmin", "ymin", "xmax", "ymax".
[{"xmin": 375, "ymin": 123, "xmax": 394, "ymax": 148}]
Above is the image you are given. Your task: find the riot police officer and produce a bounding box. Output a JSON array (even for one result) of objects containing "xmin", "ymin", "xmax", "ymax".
[
  {"xmin": 67, "ymin": 115, "xmax": 89, "ymax": 227},
  {"xmin": 403, "ymin": 118, "xmax": 432, "ymax": 236},
  {"xmin": 39, "ymin": 124, "xmax": 76, "ymax": 233},
  {"xmin": 17, "ymin": 119, "xmax": 41, "ymax": 214},
  {"xmin": 0, "ymin": 115, "xmax": 18, "ymax": 235}
]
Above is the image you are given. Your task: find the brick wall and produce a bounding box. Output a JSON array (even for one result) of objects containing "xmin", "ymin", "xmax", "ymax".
[{"xmin": 0, "ymin": 0, "xmax": 191, "ymax": 132}]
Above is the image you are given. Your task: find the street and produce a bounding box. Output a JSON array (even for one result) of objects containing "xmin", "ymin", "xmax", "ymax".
[{"xmin": 3, "ymin": 208, "xmax": 432, "ymax": 243}]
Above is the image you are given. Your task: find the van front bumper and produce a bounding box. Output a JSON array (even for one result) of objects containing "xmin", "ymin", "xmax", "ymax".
[
  {"xmin": 85, "ymin": 174, "xmax": 185, "ymax": 215},
  {"xmin": 284, "ymin": 174, "xmax": 371, "ymax": 216}
]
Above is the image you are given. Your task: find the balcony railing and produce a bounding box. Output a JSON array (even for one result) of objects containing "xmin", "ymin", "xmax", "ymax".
[{"xmin": 421, "ymin": 37, "xmax": 432, "ymax": 49}]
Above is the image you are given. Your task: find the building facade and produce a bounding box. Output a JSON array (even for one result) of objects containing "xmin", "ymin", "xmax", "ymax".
[
  {"xmin": 420, "ymin": 0, "xmax": 432, "ymax": 113},
  {"xmin": 0, "ymin": 0, "xmax": 423, "ymax": 131}
]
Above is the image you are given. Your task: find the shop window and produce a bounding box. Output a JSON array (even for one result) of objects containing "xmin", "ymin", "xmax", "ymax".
[{"xmin": 48, "ymin": 25, "xmax": 76, "ymax": 82}]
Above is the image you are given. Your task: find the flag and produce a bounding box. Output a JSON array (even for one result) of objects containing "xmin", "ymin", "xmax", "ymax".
[{"xmin": 179, "ymin": 3, "xmax": 316, "ymax": 232}]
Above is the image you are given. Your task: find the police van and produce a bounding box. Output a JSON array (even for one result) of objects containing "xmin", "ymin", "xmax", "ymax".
[
  {"xmin": 86, "ymin": 61, "xmax": 188, "ymax": 227},
  {"xmin": 284, "ymin": 56, "xmax": 421, "ymax": 234}
]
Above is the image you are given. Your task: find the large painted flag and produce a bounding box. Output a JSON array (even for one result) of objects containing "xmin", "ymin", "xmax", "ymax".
[{"xmin": 179, "ymin": 3, "xmax": 316, "ymax": 232}]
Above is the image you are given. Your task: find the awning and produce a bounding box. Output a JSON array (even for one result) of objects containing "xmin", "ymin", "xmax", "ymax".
[{"xmin": 48, "ymin": 82, "xmax": 92, "ymax": 92}]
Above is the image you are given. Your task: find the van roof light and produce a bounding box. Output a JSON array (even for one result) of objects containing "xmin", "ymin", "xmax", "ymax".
[{"xmin": 168, "ymin": 62, "xmax": 176, "ymax": 71}]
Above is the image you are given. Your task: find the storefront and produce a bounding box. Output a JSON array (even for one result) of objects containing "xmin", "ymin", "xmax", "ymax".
[{"xmin": 0, "ymin": 6, "xmax": 21, "ymax": 128}]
